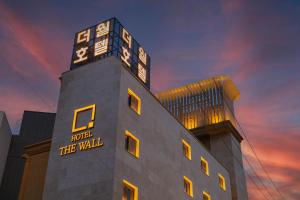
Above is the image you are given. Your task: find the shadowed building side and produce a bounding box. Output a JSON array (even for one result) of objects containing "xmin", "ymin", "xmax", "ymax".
[
  {"xmin": 0, "ymin": 111, "xmax": 55, "ymax": 200},
  {"xmin": 0, "ymin": 112, "xmax": 12, "ymax": 187},
  {"xmin": 18, "ymin": 139, "xmax": 52, "ymax": 200},
  {"xmin": 156, "ymin": 76, "xmax": 248, "ymax": 200}
]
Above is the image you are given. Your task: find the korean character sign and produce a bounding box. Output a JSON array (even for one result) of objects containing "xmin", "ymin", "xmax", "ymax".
[
  {"xmin": 70, "ymin": 18, "xmax": 150, "ymax": 88},
  {"xmin": 72, "ymin": 19, "xmax": 111, "ymax": 66},
  {"xmin": 121, "ymin": 28, "xmax": 132, "ymax": 67},
  {"xmin": 137, "ymin": 47, "xmax": 147, "ymax": 83},
  {"xmin": 94, "ymin": 21, "xmax": 110, "ymax": 57},
  {"xmin": 73, "ymin": 29, "xmax": 91, "ymax": 64}
]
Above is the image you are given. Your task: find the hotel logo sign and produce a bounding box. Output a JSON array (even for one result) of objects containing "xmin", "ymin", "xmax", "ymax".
[
  {"xmin": 72, "ymin": 104, "xmax": 96, "ymax": 133},
  {"xmin": 59, "ymin": 104, "xmax": 104, "ymax": 156},
  {"xmin": 70, "ymin": 17, "xmax": 151, "ymax": 88}
]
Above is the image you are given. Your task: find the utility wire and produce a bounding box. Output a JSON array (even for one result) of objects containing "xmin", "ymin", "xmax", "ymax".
[
  {"xmin": 211, "ymin": 78, "xmax": 286, "ymax": 200},
  {"xmin": 219, "ymin": 134, "xmax": 272, "ymax": 200},
  {"xmin": 184, "ymin": 83, "xmax": 274, "ymax": 200}
]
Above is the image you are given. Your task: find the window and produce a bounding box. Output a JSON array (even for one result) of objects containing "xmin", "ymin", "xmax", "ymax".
[
  {"xmin": 123, "ymin": 180, "xmax": 138, "ymax": 200},
  {"xmin": 203, "ymin": 191, "xmax": 211, "ymax": 200},
  {"xmin": 201, "ymin": 157, "xmax": 209, "ymax": 176},
  {"xmin": 125, "ymin": 130, "xmax": 140, "ymax": 158},
  {"xmin": 182, "ymin": 139, "xmax": 192, "ymax": 160},
  {"xmin": 218, "ymin": 173, "xmax": 226, "ymax": 191},
  {"xmin": 183, "ymin": 176, "xmax": 193, "ymax": 197},
  {"xmin": 128, "ymin": 89, "xmax": 141, "ymax": 115}
]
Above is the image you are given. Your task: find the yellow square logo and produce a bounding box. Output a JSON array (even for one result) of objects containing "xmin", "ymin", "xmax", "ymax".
[{"xmin": 72, "ymin": 104, "xmax": 96, "ymax": 133}]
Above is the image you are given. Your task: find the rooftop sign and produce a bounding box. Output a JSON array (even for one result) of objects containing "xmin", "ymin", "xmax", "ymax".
[{"xmin": 70, "ymin": 17, "xmax": 151, "ymax": 88}]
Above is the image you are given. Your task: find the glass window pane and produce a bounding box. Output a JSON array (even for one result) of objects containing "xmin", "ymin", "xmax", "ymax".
[
  {"xmin": 125, "ymin": 134, "xmax": 138, "ymax": 157},
  {"xmin": 122, "ymin": 185, "xmax": 134, "ymax": 200}
]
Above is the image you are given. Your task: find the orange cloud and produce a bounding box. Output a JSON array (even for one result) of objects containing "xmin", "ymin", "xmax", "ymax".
[{"xmin": 239, "ymin": 107, "xmax": 300, "ymax": 200}]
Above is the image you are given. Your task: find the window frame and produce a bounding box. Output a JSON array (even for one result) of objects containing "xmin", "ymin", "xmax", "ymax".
[
  {"xmin": 125, "ymin": 130, "xmax": 140, "ymax": 158},
  {"xmin": 183, "ymin": 176, "xmax": 194, "ymax": 197},
  {"xmin": 218, "ymin": 173, "xmax": 226, "ymax": 191},
  {"xmin": 182, "ymin": 139, "xmax": 192, "ymax": 160},
  {"xmin": 203, "ymin": 191, "xmax": 211, "ymax": 200},
  {"xmin": 201, "ymin": 156, "xmax": 209, "ymax": 176},
  {"xmin": 128, "ymin": 88, "xmax": 141, "ymax": 115},
  {"xmin": 123, "ymin": 179, "xmax": 138, "ymax": 200}
]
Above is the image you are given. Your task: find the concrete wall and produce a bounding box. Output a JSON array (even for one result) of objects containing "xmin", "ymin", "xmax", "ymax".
[
  {"xmin": 43, "ymin": 57, "xmax": 232, "ymax": 200},
  {"xmin": 0, "ymin": 112, "xmax": 12, "ymax": 187},
  {"xmin": 113, "ymin": 63, "xmax": 232, "ymax": 200},
  {"xmin": 43, "ymin": 57, "xmax": 122, "ymax": 200},
  {"xmin": 20, "ymin": 151, "xmax": 50, "ymax": 200},
  {"xmin": 18, "ymin": 140, "xmax": 51, "ymax": 200},
  {"xmin": 209, "ymin": 133, "xmax": 248, "ymax": 200}
]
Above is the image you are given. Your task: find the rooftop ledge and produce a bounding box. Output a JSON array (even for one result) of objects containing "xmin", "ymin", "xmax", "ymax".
[{"xmin": 155, "ymin": 75, "xmax": 240, "ymax": 102}]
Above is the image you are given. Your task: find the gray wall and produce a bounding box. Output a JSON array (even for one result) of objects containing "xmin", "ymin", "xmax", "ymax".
[
  {"xmin": 43, "ymin": 57, "xmax": 122, "ymax": 200},
  {"xmin": 210, "ymin": 133, "xmax": 248, "ymax": 200},
  {"xmin": 113, "ymin": 63, "xmax": 232, "ymax": 200},
  {"xmin": 0, "ymin": 112, "xmax": 12, "ymax": 187},
  {"xmin": 43, "ymin": 57, "xmax": 232, "ymax": 200}
]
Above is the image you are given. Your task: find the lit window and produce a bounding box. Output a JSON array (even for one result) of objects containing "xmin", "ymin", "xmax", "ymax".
[
  {"xmin": 125, "ymin": 130, "xmax": 140, "ymax": 158},
  {"xmin": 203, "ymin": 191, "xmax": 211, "ymax": 200},
  {"xmin": 201, "ymin": 157, "xmax": 209, "ymax": 176},
  {"xmin": 123, "ymin": 180, "xmax": 138, "ymax": 200},
  {"xmin": 218, "ymin": 173, "xmax": 226, "ymax": 191},
  {"xmin": 183, "ymin": 176, "xmax": 193, "ymax": 197},
  {"xmin": 182, "ymin": 139, "xmax": 192, "ymax": 160},
  {"xmin": 128, "ymin": 89, "xmax": 141, "ymax": 115}
]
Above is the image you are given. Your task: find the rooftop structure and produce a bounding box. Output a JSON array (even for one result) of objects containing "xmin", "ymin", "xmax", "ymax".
[
  {"xmin": 156, "ymin": 76, "xmax": 240, "ymax": 129},
  {"xmin": 70, "ymin": 17, "xmax": 151, "ymax": 88}
]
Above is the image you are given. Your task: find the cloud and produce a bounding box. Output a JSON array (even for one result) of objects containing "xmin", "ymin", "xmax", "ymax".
[
  {"xmin": 240, "ymin": 108, "xmax": 300, "ymax": 200},
  {"xmin": 0, "ymin": 2, "xmax": 68, "ymax": 82},
  {"xmin": 0, "ymin": 85, "xmax": 56, "ymax": 134},
  {"xmin": 0, "ymin": 2, "xmax": 70, "ymax": 128}
]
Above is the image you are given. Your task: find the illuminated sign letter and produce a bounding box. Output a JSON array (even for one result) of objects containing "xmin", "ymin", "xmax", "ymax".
[
  {"xmin": 138, "ymin": 64, "xmax": 147, "ymax": 83},
  {"xmin": 73, "ymin": 47, "xmax": 89, "ymax": 64},
  {"xmin": 122, "ymin": 28, "xmax": 132, "ymax": 48},
  {"xmin": 96, "ymin": 21, "xmax": 110, "ymax": 38},
  {"xmin": 72, "ymin": 104, "xmax": 96, "ymax": 133},
  {"xmin": 121, "ymin": 47, "xmax": 131, "ymax": 67},
  {"xmin": 77, "ymin": 29, "xmax": 91, "ymax": 43},
  {"xmin": 94, "ymin": 38, "xmax": 108, "ymax": 56},
  {"xmin": 138, "ymin": 47, "xmax": 147, "ymax": 65}
]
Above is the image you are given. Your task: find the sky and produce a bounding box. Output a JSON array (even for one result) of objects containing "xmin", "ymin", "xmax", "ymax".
[{"xmin": 0, "ymin": 0, "xmax": 299, "ymax": 199}]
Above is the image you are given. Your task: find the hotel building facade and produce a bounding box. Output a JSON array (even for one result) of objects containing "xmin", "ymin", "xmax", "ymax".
[{"xmin": 0, "ymin": 18, "xmax": 248, "ymax": 200}]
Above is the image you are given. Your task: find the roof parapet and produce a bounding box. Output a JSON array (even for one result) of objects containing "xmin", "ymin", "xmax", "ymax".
[
  {"xmin": 156, "ymin": 75, "xmax": 240, "ymax": 101},
  {"xmin": 155, "ymin": 75, "xmax": 240, "ymax": 129}
]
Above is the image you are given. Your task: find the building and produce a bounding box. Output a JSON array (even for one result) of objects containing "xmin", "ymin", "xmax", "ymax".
[
  {"xmin": 0, "ymin": 112, "xmax": 12, "ymax": 187},
  {"xmin": 0, "ymin": 18, "xmax": 248, "ymax": 200},
  {"xmin": 156, "ymin": 77, "xmax": 248, "ymax": 200},
  {"xmin": 0, "ymin": 111, "xmax": 55, "ymax": 200}
]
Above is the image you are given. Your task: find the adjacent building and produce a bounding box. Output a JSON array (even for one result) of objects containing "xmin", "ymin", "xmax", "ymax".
[
  {"xmin": 0, "ymin": 111, "xmax": 55, "ymax": 200},
  {"xmin": 0, "ymin": 18, "xmax": 248, "ymax": 200},
  {"xmin": 0, "ymin": 112, "xmax": 12, "ymax": 187}
]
